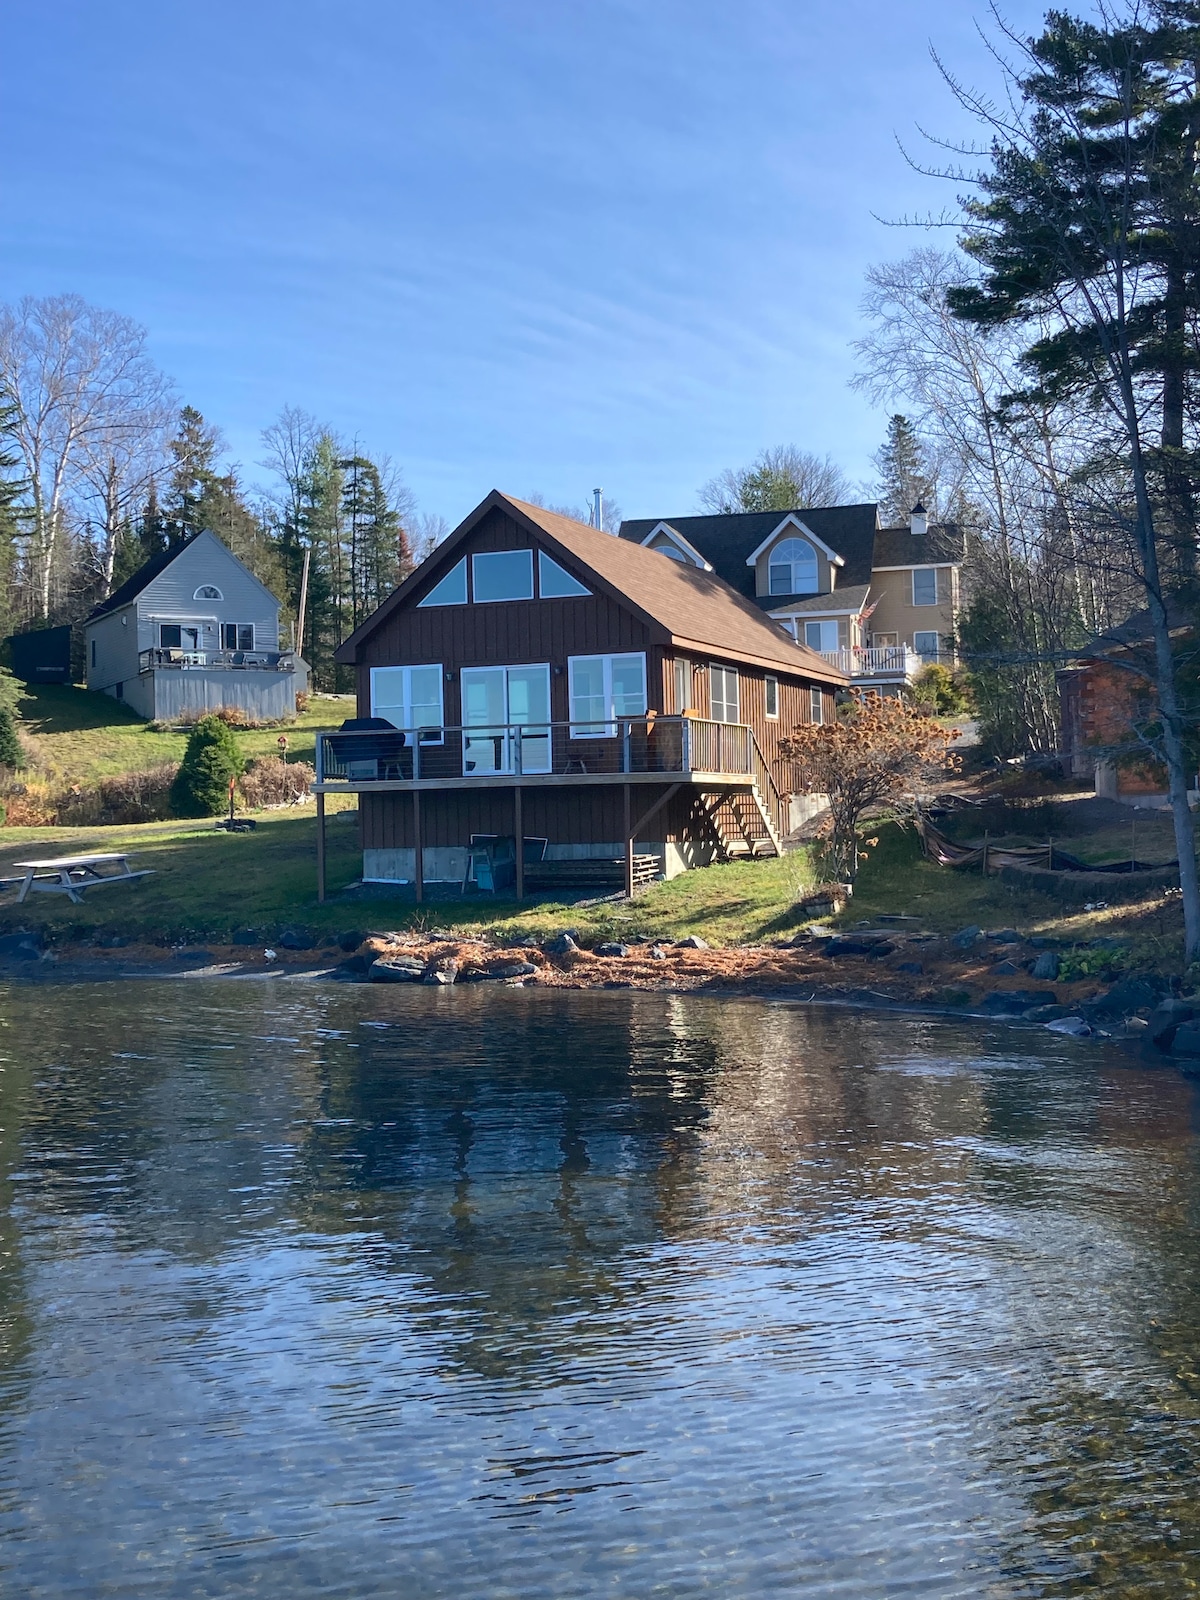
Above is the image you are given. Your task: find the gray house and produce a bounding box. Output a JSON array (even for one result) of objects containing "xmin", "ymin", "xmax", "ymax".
[{"xmin": 84, "ymin": 530, "xmax": 308, "ymax": 721}]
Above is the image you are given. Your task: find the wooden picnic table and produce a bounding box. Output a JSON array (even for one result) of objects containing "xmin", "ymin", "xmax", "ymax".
[{"xmin": 9, "ymin": 853, "xmax": 154, "ymax": 905}]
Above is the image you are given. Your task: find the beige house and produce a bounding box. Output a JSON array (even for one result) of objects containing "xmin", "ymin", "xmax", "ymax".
[{"xmin": 620, "ymin": 501, "xmax": 964, "ymax": 693}]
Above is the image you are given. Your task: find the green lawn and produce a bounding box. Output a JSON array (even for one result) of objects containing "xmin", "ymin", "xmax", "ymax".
[
  {"xmin": 15, "ymin": 682, "xmax": 357, "ymax": 787},
  {"xmin": 0, "ymin": 807, "xmax": 821, "ymax": 947}
]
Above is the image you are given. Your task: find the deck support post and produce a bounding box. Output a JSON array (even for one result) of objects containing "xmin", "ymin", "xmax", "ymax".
[
  {"xmin": 514, "ymin": 786, "xmax": 524, "ymax": 901},
  {"xmin": 413, "ymin": 789, "xmax": 424, "ymax": 904},
  {"xmin": 624, "ymin": 782, "xmax": 634, "ymax": 899},
  {"xmin": 316, "ymin": 790, "xmax": 326, "ymax": 904}
]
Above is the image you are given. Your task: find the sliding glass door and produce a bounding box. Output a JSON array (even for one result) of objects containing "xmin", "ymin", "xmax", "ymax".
[{"xmin": 460, "ymin": 664, "xmax": 551, "ymax": 775}]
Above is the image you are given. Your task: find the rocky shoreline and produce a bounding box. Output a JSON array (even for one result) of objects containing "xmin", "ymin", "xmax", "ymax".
[{"xmin": 0, "ymin": 920, "xmax": 1195, "ymax": 1070}]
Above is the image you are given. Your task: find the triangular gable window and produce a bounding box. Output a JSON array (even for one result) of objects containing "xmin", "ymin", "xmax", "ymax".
[
  {"xmin": 417, "ymin": 557, "xmax": 467, "ymax": 607},
  {"xmin": 538, "ymin": 551, "xmax": 590, "ymax": 598}
]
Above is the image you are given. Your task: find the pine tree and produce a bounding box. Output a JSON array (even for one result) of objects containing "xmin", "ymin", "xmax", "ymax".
[
  {"xmin": 873, "ymin": 415, "xmax": 936, "ymax": 525},
  {"xmin": 0, "ymin": 705, "xmax": 24, "ymax": 770},
  {"xmin": 163, "ymin": 406, "xmax": 221, "ymax": 548},
  {"xmin": 170, "ymin": 715, "xmax": 245, "ymax": 817}
]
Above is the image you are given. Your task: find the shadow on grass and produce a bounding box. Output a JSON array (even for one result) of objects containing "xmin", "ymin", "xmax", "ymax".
[{"xmin": 19, "ymin": 682, "xmax": 147, "ymax": 735}]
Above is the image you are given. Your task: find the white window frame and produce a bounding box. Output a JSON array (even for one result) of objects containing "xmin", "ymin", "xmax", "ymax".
[
  {"xmin": 370, "ymin": 664, "xmax": 446, "ymax": 745},
  {"xmin": 804, "ymin": 620, "xmax": 840, "ymax": 654},
  {"xmin": 673, "ymin": 657, "xmax": 691, "ymax": 713},
  {"xmin": 913, "ymin": 630, "xmax": 941, "ymax": 659},
  {"xmin": 417, "ymin": 558, "xmax": 467, "ymax": 608},
  {"xmin": 768, "ymin": 537, "xmax": 819, "ymax": 596},
  {"xmin": 472, "ymin": 549, "xmax": 534, "ymax": 603},
  {"xmin": 912, "ymin": 568, "xmax": 939, "ymax": 606},
  {"xmin": 194, "ymin": 584, "xmax": 223, "ymax": 600},
  {"xmin": 810, "ymin": 686, "xmax": 824, "ymax": 724},
  {"xmin": 537, "ymin": 550, "xmax": 590, "ymax": 598},
  {"xmin": 765, "ymin": 674, "xmax": 779, "ymax": 719},
  {"xmin": 568, "ymin": 652, "xmax": 647, "ymax": 738},
  {"xmin": 709, "ymin": 664, "xmax": 741, "ymax": 724}
]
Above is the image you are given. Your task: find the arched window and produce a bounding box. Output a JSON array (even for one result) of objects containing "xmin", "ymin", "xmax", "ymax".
[
  {"xmin": 657, "ymin": 543, "xmax": 687, "ymax": 562},
  {"xmin": 768, "ymin": 539, "xmax": 818, "ymax": 596},
  {"xmin": 194, "ymin": 584, "xmax": 223, "ymax": 600}
]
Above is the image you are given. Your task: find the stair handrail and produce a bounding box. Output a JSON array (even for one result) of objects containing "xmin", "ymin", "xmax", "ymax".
[{"xmin": 748, "ymin": 729, "xmax": 786, "ymax": 843}]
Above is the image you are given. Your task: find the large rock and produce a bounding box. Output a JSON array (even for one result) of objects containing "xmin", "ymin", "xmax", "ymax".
[
  {"xmin": 486, "ymin": 960, "xmax": 538, "ymax": 979},
  {"xmin": 1087, "ymin": 975, "xmax": 1166, "ymax": 1019},
  {"xmin": 595, "ymin": 942, "xmax": 630, "ymax": 958},
  {"xmin": 1148, "ymin": 998, "xmax": 1194, "ymax": 1049},
  {"xmin": 277, "ymin": 926, "xmax": 317, "ymax": 951},
  {"xmin": 676, "ymin": 935, "xmax": 709, "ymax": 950},
  {"xmin": 543, "ymin": 933, "xmax": 579, "ymax": 956},
  {"xmin": 1031, "ymin": 951, "xmax": 1060, "ymax": 981},
  {"xmin": 952, "ymin": 925, "xmax": 982, "ymax": 949},
  {"xmin": 337, "ymin": 929, "xmax": 367, "ymax": 953},
  {"xmin": 989, "ymin": 960, "xmax": 1020, "ymax": 977},
  {"xmin": 1046, "ymin": 1016, "xmax": 1091, "ymax": 1037},
  {"xmin": 986, "ymin": 929, "xmax": 1022, "ymax": 944},
  {"xmin": 368, "ymin": 957, "xmax": 425, "ymax": 983},
  {"xmin": 424, "ymin": 960, "xmax": 459, "ymax": 986},
  {"xmin": 980, "ymin": 988, "xmax": 1058, "ymax": 1015},
  {"xmin": 0, "ymin": 932, "xmax": 45, "ymax": 961},
  {"xmin": 820, "ymin": 936, "xmax": 895, "ymax": 958},
  {"xmin": 1170, "ymin": 1020, "xmax": 1200, "ymax": 1057}
]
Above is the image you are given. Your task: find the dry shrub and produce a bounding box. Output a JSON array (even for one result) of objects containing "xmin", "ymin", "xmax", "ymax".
[
  {"xmin": 57, "ymin": 762, "xmax": 179, "ymax": 825},
  {"xmin": 170, "ymin": 704, "xmax": 281, "ymax": 730},
  {"xmin": 239, "ymin": 756, "xmax": 314, "ymax": 808},
  {"xmin": 3, "ymin": 793, "xmax": 58, "ymax": 826},
  {"xmin": 294, "ymin": 691, "xmax": 310, "ymax": 713}
]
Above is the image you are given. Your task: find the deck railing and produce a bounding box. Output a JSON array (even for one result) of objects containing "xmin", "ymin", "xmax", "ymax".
[
  {"xmin": 816, "ymin": 645, "xmax": 950, "ymax": 679},
  {"xmin": 138, "ymin": 648, "xmax": 298, "ymax": 673},
  {"xmin": 317, "ymin": 715, "xmax": 770, "ymax": 788}
]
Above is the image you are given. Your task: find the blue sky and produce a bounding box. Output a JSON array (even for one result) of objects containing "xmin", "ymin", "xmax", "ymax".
[{"xmin": 1, "ymin": 0, "xmax": 1049, "ymax": 527}]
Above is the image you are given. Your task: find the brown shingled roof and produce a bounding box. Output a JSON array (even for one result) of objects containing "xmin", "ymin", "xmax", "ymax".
[{"xmin": 336, "ymin": 491, "xmax": 847, "ymax": 684}]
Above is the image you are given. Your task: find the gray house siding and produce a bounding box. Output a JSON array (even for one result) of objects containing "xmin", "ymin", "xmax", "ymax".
[{"xmin": 84, "ymin": 531, "xmax": 306, "ymax": 721}]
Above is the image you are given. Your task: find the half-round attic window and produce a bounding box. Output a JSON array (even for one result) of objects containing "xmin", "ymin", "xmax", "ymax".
[{"xmin": 194, "ymin": 584, "xmax": 223, "ymax": 600}]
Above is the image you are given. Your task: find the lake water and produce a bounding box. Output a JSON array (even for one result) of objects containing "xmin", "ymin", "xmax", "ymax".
[{"xmin": 0, "ymin": 982, "xmax": 1199, "ymax": 1598}]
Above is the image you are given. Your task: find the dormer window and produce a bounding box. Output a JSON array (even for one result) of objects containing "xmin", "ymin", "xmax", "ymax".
[
  {"xmin": 194, "ymin": 584, "xmax": 223, "ymax": 601},
  {"xmin": 768, "ymin": 538, "xmax": 818, "ymax": 596}
]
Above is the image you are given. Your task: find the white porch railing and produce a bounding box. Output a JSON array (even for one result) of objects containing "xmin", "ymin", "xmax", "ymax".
[{"xmin": 818, "ymin": 645, "xmax": 940, "ymax": 678}]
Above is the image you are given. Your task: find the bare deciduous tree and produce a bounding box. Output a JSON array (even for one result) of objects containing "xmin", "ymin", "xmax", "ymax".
[
  {"xmin": 698, "ymin": 445, "xmax": 850, "ymax": 514},
  {"xmin": 0, "ymin": 294, "xmax": 175, "ymax": 616}
]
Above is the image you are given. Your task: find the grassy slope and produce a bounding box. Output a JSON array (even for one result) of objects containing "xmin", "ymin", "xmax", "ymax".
[{"xmin": 16, "ymin": 683, "xmax": 358, "ymax": 787}]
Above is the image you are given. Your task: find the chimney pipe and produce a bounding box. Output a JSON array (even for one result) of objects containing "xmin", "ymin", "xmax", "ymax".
[
  {"xmin": 910, "ymin": 502, "xmax": 928, "ymax": 537},
  {"xmin": 593, "ymin": 488, "xmax": 603, "ymax": 530}
]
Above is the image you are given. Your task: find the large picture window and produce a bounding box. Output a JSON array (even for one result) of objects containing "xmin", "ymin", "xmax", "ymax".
[
  {"xmin": 221, "ymin": 624, "xmax": 254, "ymax": 651},
  {"xmin": 473, "ymin": 549, "xmax": 534, "ymax": 603},
  {"xmin": 568, "ymin": 652, "xmax": 647, "ymax": 737},
  {"xmin": 768, "ymin": 539, "xmax": 819, "ymax": 596},
  {"xmin": 912, "ymin": 568, "xmax": 939, "ymax": 606},
  {"xmin": 370, "ymin": 664, "xmax": 445, "ymax": 743},
  {"xmin": 709, "ymin": 664, "xmax": 740, "ymax": 723}
]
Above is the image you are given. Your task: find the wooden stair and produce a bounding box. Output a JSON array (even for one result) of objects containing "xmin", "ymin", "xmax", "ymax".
[{"xmin": 692, "ymin": 783, "xmax": 782, "ymax": 863}]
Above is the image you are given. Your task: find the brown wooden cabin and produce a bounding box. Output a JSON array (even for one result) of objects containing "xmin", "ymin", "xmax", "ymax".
[{"xmin": 319, "ymin": 490, "xmax": 847, "ymax": 899}]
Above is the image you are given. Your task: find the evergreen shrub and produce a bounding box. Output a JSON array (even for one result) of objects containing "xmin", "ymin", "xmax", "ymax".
[
  {"xmin": 0, "ymin": 706, "xmax": 25, "ymax": 770},
  {"xmin": 170, "ymin": 715, "xmax": 245, "ymax": 817}
]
